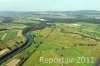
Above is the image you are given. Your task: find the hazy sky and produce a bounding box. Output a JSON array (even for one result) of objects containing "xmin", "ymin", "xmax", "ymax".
[{"xmin": 0, "ymin": 0, "xmax": 100, "ymax": 11}]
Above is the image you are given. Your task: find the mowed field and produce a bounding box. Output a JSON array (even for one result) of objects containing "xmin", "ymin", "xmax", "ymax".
[
  {"xmin": 22, "ymin": 23, "xmax": 100, "ymax": 66},
  {"xmin": 0, "ymin": 31, "xmax": 5, "ymax": 40},
  {"xmin": 0, "ymin": 31, "xmax": 16, "ymax": 42},
  {"xmin": 0, "ymin": 31, "xmax": 17, "ymax": 45},
  {"xmin": 0, "ymin": 29, "xmax": 25, "ymax": 52},
  {"xmin": 4, "ymin": 31, "xmax": 17, "ymax": 41},
  {"xmin": 0, "ymin": 23, "xmax": 26, "ymax": 46}
]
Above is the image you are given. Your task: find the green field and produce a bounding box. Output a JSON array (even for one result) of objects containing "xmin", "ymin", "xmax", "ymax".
[
  {"xmin": 22, "ymin": 23, "xmax": 100, "ymax": 66},
  {"xmin": 0, "ymin": 15, "xmax": 100, "ymax": 66},
  {"xmin": 4, "ymin": 31, "xmax": 17, "ymax": 41}
]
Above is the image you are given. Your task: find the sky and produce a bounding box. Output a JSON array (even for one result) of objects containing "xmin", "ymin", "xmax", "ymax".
[{"xmin": 0, "ymin": 0, "xmax": 100, "ymax": 11}]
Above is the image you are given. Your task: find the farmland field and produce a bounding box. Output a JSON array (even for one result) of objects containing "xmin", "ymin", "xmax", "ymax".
[
  {"xmin": 0, "ymin": 11, "xmax": 100, "ymax": 66},
  {"xmin": 22, "ymin": 23, "xmax": 100, "ymax": 66},
  {"xmin": 3, "ymin": 31, "xmax": 17, "ymax": 41}
]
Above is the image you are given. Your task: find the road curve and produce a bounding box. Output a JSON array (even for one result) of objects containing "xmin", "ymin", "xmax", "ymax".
[{"xmin": 0, "ymin": 27, "xmax": 33, "ymax": 65}]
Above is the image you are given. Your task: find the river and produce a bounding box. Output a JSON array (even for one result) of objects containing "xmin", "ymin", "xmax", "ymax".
[{"xmin": 0, "ymin": 27, "xmax": 33, "ymax": 65}]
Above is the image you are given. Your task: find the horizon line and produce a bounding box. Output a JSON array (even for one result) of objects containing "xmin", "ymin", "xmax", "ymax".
[{"xmin": 0, "ymin": 10, "xmax": 100, "ymax": 12}]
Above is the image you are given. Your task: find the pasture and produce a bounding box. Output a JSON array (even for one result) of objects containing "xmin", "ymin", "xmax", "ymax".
[{"xmin": 22, "ymin": 23, "xmax": 100, "ymax": 66}]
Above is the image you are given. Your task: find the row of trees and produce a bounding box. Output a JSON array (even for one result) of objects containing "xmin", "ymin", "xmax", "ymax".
[{"xmin": 45, "ymin": 18, "xmax": 100, "ymax": 24}]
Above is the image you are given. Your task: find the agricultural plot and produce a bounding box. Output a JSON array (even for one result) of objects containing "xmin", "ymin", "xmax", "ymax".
[
  {"xmin": 0, "ymin": 23, "xmax": 26, "ymax": 29},
  {"xmin": 0, "ymin": 31, "xmax": 5, "ymax": 40},
  {"xmin": 22, "ymin": 23, "xmax": 100, "ymax": 66},
  {"xmin": 3, "ymin": 31, "xmax": 17, "ymax": 41},
  {"xmin": 6, "ymin": 59, "xmax": 20, "ymax": 66},
  {"xmin": 0, "ymin": 29, "xmax": 25, "ymax": 55},
  {"xmin": 0, "ymin": 15, "xmax": 100, "ymax": 66}
]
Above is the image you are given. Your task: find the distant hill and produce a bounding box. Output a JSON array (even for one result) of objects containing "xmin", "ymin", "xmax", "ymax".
[{"xmin": 0, "ymin": 10, "xmax": 100, "ymax": 19}]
